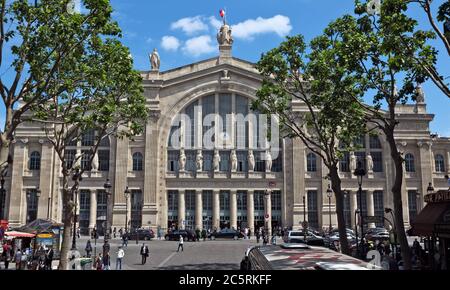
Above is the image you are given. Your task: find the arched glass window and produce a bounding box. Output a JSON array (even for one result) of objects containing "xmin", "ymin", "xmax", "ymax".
[
  {"xmin": 405, "ymin": 153, "xmax": 415, "ymax": 172},
  {"xmin": 307, "ymin": 153, "xmax": 317, "ymax": 172},
  {"xmin": 29, "ymin": 151, "xmax": 41, "ymax": 170},
  {"xmin": 435, "ymin": 154, "xmax": 446, "ymax": 172},
  {"xmin": 133, "ymin": 152, "xmax": 143, "ymax": 171}
]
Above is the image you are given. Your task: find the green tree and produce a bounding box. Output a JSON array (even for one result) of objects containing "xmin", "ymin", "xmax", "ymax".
[
  {"xmin": 326, "ymin": 0, "xmax": 438, "ymax": 269},
  {"xmin": 253, "ymin": 35, "xmax": 368, "ymax": 255},
  {"xmin": 0, "ymin": 0, "xmax": 122, "ymax": 173}
]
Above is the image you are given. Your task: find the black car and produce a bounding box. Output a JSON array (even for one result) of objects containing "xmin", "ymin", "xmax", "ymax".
[
  {"xmin": 126, "ymin": 229, "xmax": 155, "ymax": 240},
  {"xmin": 165, "ymin": 230, "xmax": 196, "ymax": 241},
  {"xmin": 209, "ymin": 228, "xmax": 244, "ymax": 240}
]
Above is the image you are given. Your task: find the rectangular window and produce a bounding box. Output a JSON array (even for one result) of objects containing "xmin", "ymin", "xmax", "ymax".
[
  {"xmin": 371, "ymin": 151, "xmax": 383, "ymax": 172},
  {"xmin": 168, "ymin": 151, "xmax": 179, "ymax": 172},
  {"xmin": 254, "ymin": 191, "xmax": 265, "ymax": 211},
  {"xmin": 235, "ymin": 95, "xmax": 248, "ymax": 149},
  {"xmin": 237, "ymin": 151, "xmax": 248, "ymax": 172},
  {"xmin": 237, "ymin": 191, "xmax": 247, "ymax": 211},
  {"xmin": 81, "ymin": 129, "xmax": 95, "ymax": 147},
  {"xmin": 202, "ymin": 190, "xmax": 213, "ymax": 211},
  {"xmin": 307, "ymin": 190, "xmax": 319, "ymax": 230},
  {"xmin": 131, "ymin": 190, "xmax": 143, "ymax": 229},
  {"xmin": 408, "ymin": 190, "xmax": 418, "ymax": 222},
  {"xmin": 79, "ymin": 190, "xmax": 90, "ymax": 222},
  {"xmin": 353, "ymin": 135, "xmax": 366, "ymax": 149},
  {"xmin": 272, "ymin": 150, "xmax": 283, "ymax": 172},
  {"xmin": 369, "ymin": 136, "xmax": 382, "ymax": 149},
  {"xmin": 64, "ymin": 150, "xmax": 76, "ymax": 169},
  {"xmin": 254, "ymin": 151, "xmax": 266, "ymax": 172},
  {"xmin": 81, "ymin": 150, "xmax": 92, "ymax": 171},
  {"xmin": 168, "ymin": 191, "xmax": 179, "ymax": 211},
  {"xmin": 185, "ymin": 190, "xmax": 196, "ymax": 211},
  {"xmin": 98, "ymin": 150, "xmax": 110, "ymax": 171},
  {"xmin": 96, "ymin": 190, "xmax": 107, "ymax": 221},
  {"xmin": 219, "ymin": 151, "xmax": 230, "ymax": 172},
  {"xmin": 220, "ymin": 191, "xmax": 230, "ymax": 211},
  {"xmin": 343, "ymin": 192, "xmax": 351, "ymax": 227},
  {"xmin": 203, "ymin": 151, "xmax": 213, "ymax": 171},
  {"xmin": 339, "ymin": 152, "xmax": 350, "ymax": 172},
  {"xmin": 26, "ymin": 189, "xmax": 38, "ymax": 223},
  {"xmin": 186, "ymin": 150, "xmax": 196, "ymax": 172},
  {"xmin": 373, "ymin": 191, "xmax": 384, "ymax": 227},
  {"xmin": 271, "ymin": 191, "xmax": 282, "ymax": 211},
  {"xmin": 354, "ymin": 152, "xmax": 366, "ymax": 171},
  {"xmin": 202, "ymin": 95, "xmax": 215, "ymax": 148}
]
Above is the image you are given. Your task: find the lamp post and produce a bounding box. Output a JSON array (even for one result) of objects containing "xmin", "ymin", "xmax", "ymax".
[
  {"xmin": 71, "ymin": 169, "xmax": 82, "ymax": 250},
  {"xmin": 354, "ymin": 208, "xmax": 360, "ymax": 257},
  {"xmin": 47, "ymin": 197, "xmax": 51, "ymax": 220},
  {"xmin": 326, "ymin": 184, "xmax": 333, "ymax": 233},
  {"xmin": 426, "ymin": 182, "xmax": 434, "ymax": 195},
  {"xmin": 353, "ymin": 160, "xmax": 366, "ymax": 259},
  {"xmin": 264, "ymin": 189, "xmax": 271, "ymax": 235},
  {"xmin": 103, "ymin": 179, "xmax": 112, "ymax": 241},
  {"xmin": 302, "ymin": 195, "xmax": 307, "ymax": 242},
  {"xmin": 124, "ymin": 186, "xmax": 130, "ymax": 233}
]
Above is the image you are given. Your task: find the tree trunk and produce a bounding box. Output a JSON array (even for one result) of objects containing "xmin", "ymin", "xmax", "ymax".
[
  {"xmin": 329, "ymin": 166, "xmax": 350, "ymax": 255},
  {"xmin": 386, "ymin": 132, "xmax": 412, "ymax": 270},
  {"xmin": 58, "ymin": 179, "xmax": 73, "ymax": 270}
]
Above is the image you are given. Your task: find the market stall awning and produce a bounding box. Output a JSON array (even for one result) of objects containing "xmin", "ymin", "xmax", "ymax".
[
  {"xmin": 411, "ymin": 202, "xmax": 450, "ymax": 236},
  {"xmin": 5, "ymin": 231, "xmax": 36, "ymax": 238}
]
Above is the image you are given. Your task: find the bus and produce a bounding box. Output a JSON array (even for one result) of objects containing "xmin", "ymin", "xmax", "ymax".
[{"xmin": 240, "ymin": 243, "xmax": 382, "ymax": 270}]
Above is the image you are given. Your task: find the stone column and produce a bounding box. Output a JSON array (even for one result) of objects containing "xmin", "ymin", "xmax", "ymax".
[
  {"xmin": 247, "ymin": 190, "xmax": 255, "ymax": 234},
  {"xmin": 126, "ymin": 193, "xmax": 132, "ymax": 231},
  {"xmin": 230, "ymin": 190, "xmax": 237, "ymax": 230},
  {"xmin": 178, "ymin": 190, "xmax": 186, "ymax": 230},
  {"xmin": 349, "ymin": 190, "xmax": 358, "ymax": 229},
  {"xmin": 264, "ymin": 191, "xmax": 272, "ymax": 236},
  {"xmin": 89, "ymin": 190, "xmax": 97, "ymax": 234},
  {"xmin": 212, "ymin": 190, "xmax": 220, "ymax": 230},
  {"xmin": 366, "ymin": 190, "xmax": 376, "ymax": 228},
  {"xmin": 195, "ymin": 190, "xmax": 203, "ymax": 230}
]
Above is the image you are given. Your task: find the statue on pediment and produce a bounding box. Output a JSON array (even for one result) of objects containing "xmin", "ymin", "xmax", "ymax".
[
  {"xmin": 217, "ymin": 24, "xmax": 233, "ymax": 46},
  {"xmin": 248, "ymin": 150, "xmax": 255, "ymax": 171},
  {"xmin": 150, "ymin": 48, "xmax": 160, "ymax": 71},
  {"xmin": 213, "ymin": 149, "xmax": 221, "ymax": 172},
  {"xmin": 179, "ymin": 149, "xmax": 186, "ymax": 172}
]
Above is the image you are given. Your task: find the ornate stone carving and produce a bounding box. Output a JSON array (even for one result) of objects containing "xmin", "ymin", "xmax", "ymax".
[
  {"xmin": 349, "ymin": 152, "xmax": 357, "ymax": 173},
  {"xmin": 149, "ymin": 111, "xmax": 161, "ymax": 123},
  {"xmin": 213, "ymin": 149, "xmax": 221, "ymax": 172},
  {"xmin": 230, "ymin": 150, "xmax": 238, "ymax": 172},
  {"xmin": 265, "ymin": 151, "xmax": 272, "ymax": 172},
  {"xmin": 367, "ymin": 153, "xmax": 374, "ymax": 173},
  {"xmin": 196, "ymin": 150, "xmax": 203, "ymax": 172},
  {"xmin": 415, "ymin": 83, "xmax": 425, "ymax": 103},
  {"xmin": 150, "ymin": 48, "xmax": 160, "ymax": 71},
  {"xmin": 92, "ymin": 152, "xmax": 99, "ymax": 172},
  {"xmin": 179, "ymin": 149, "xmax": 186, "ymax": 172},
  {"xmin": 248, "ymin": 150, "xmax": 255, "ymax": 171},
  {"xmin": 222, "ymin": 70, "xmax": 230, "ymax": 79},
  {"xmin": 20, "ymin": 138, "xmax": 29, "ymax": 144},
  {"xmin": 217, "ymin": 24, "xmax": 233, "ymax": 46}
]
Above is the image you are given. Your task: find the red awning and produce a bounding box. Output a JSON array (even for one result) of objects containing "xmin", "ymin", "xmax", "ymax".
[
  {"xmin": 411, "ymin": 202, "xmax": 450, "ymax": 236},
  {"xmin": 5, "ymin": 231, "xmax": 36, "ymax": 238}
]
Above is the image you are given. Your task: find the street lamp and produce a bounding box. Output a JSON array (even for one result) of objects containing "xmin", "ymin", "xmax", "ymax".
[
  {"xmin": 71, "ymin": 169, "xmax": 82, "ymax": 250},
  {"xmin": 354, "ymin": 209, "xmax": 360, "ymax": 257},
  {"xmin": 326, "ymin": 184, "xmax": 333, "ymax": 233},
  {"xmin": 124, "ymin": 186, "xmax": 130, "ymax": 233},
  {"xmin": 103, "ymin": 178, "xmax": 112, "ymax": 241},
  {"xmin": 264, "ymin": 189, "xmax": 271, "ymax": 234},
  {"xmin": 353, "ymin": 160, "xmax": 366, "ymax": 258}
]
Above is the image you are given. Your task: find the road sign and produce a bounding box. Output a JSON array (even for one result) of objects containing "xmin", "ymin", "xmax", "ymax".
[
  {"xmin": 302, "ymin": 221, "xmax": 308, "ymax": 229},
  {"xmin": 364, "ymin": 216, "xmax": 383, "ymax": 224}
]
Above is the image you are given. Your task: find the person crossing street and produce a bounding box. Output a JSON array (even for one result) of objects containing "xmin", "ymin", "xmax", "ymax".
[
  {"xmin": 140, "ymin": 243, "xmax": 149, "ymax": 265},
  {"xmin": 177, "ymin": 235, "xmax": 184, "ymax": 252}
]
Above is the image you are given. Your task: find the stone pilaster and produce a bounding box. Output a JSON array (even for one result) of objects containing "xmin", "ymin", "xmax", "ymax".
[
  {"xmin": 212, "ymin": 190, "xmax": 220, "ymax": 230},
  {"xmin": 38, "ymin": 140, "xmax": 53, "ymax": 219},
  {"xmin": 89, "ymin": 190, "xmax": 97, "ymax": 234},
  {"xmin": 247, "ymin": 190, "xmax": 255, "ymax": 233},
  {"xmin": 264, "ymin": 191, "xmax": 272, "ymax": 236},
  {"xmin": 230, "ymin": 190, "xmax": 237, "ymax": 230},
  {"xmin": 195, "ymin": 190, "xmax": 203, "ymax": 230},
  {"xmin": 8, "ymin": 139, "xmax": 27, "ymax": 226},
  {"xmin": 178, "ymin": 190, "xmax": 185, "ymax": 230}
]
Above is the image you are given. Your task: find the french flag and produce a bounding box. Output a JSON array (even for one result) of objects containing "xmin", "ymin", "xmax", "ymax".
[{"xmin": 220, "ymin": 9, "xmax": 225, "ymax": 18}]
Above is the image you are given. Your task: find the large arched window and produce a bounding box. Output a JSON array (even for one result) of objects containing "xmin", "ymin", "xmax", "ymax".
[
  {"xmin": 133, "ymin": 152, "xmax": 143, "ymax": 171},
  {"xmin": 435, "ymin": 154, "xmax": 446, "ymax": 172},
  {"xmin": 307, "ymin": 153, "xmax": 317, "ymax": 172},
  {"xmin": 29, "ymin": 151, "xmax": 41, "ymax": 170},
  {"xmin": 405, "ymin": 153, "xmax": 415, "ymax": 172}
]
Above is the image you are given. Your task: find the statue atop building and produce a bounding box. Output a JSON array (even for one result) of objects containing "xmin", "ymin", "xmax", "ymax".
[
  {"xmin": 230, "ymin": 150, "xmax": 238, "ymax": 172},
  {"xmin": 150, "ymin": 48, "xmax": 160, "ymax": 71},
  {"xmin": 248, "ymin": 150, "xmax": 255, "ymax": 171},
  {"xmin": 367, "ymin": 153, "xmax": 374, "ymax": 173},
  {"xmin": 265, "ymin": 150, "xmax": 272, "ymax": 172},
  {"xmin": 415, "ymin": 83, "xmax": 425, "ymax": 103},
  {"xmin": 91, "ymin": 152, "xmax": 99, "ymax": 172},
  {"xmin": 196, "ymin": 150, "xmax": 203, "ymax": 172},
  {"xmin": 179, "ymin": 148, "xmax": 186, "ymax": 172},
  {"xmin": 350, "ymin": 152, "xmax": 357, "ymax": 173},
  {"xmin": 213, "ymin": 149, "xmax": 221, "ymax": 172}
]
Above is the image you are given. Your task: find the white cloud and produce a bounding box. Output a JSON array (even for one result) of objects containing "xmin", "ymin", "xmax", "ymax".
[
  {"xmin": 182, "ymin": 35, "xmax": 216, "ymax": 57},
  {"xmin": 209, "ymin": 16, "xmax": 222, "ymax": 31},
  {"xmin": 171, "ymin": 16, "xmax": 208, "ymax": 35},
  {"xmin": 161, "ymin": 36, "xmax": 181, "ymax": 52},
  {"xmin": 232, "ymin": 15, "xmax": 292, "ymax": 40}
]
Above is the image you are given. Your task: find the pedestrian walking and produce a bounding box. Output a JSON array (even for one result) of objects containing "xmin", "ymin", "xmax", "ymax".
[
  {"xmin": 76, "ymin": 227, "xmax": 81, "ymax": 239},
  {"xmin": 263, "ymin": 235, "xmax": 268, "ymax": 246},
  {"xmin": 113, "ymin": 227, "xmax": 117, "ymax": 239},
  {"xmin": 122, "ymin": 233, "xmax": 128, "ymax": 247},
  {"xmin": 85, "ymin": 240, "xmax": 92, "ymax": 258},
  {"xmin": 140, "ymin": 243, "xmax": 149, "ymax": 265},
  {"xmin": 177, "ymin": 235, "xmax": 184, "ymax": 252},
  {"xmin": 102, "ymin": 240, "xmax": 110, "ymax": 256},
  {"xmin": 244, "ymin": 228, "xmax": 249, "ymax": 239},
  {"xmin": 2, "ymin": 243, "xmax": 10, "ymax": 270},
  {"xmin": 102, "ymin": 252, "xmax": 111, "ymax": 270},
  {"xmin": 45, "ymin": 247, "xmax": 53, "ymax": 270},
  {"xmin": 201, "ymin": 229, "xmax": 207, "ymax": 241},
  {"xmin": 116, "ymin": 246, "xmax": 125, "ymax": 270},
  {"xmin": 14, "ymin": 249, "xmax": 22, "ymax": 270},
  {"xmin": 256, "ymin": 230, "xmax": 261, "ymax": 244},
  {"xmin": 95, "ymin": 253, "xmax": 103, "ymax": 270},
  {"xmin": 195, "ymin": 229, "xmax": 201, "ymax": 242}
]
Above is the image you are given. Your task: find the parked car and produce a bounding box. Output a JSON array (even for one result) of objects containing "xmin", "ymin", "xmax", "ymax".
[
  {"xmin": 365, "ymin": 227, "xmax": 389, "ymax": 241},
  {"xmin": 126, "ymin": 228, "xmax": 155, "ymax": 240},
  {"xmin": 209, "ymin": 228, "xmax": 245, "ymax": 240},
  {"xmin": 165, "ymin": 229, "xmax": 196, "ymax": 241},
  {"xmin": 283, "ymin": 230, "xmax": 325, "ymax": 246},
  {"xmin": 324, "ymin": 232, "xmax": 357, "ymax": 248}
]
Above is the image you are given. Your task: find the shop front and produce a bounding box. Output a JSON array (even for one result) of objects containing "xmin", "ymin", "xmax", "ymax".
[{"xmin": 411, "ymin": 190, "xmax": 450, "ymax": 270}]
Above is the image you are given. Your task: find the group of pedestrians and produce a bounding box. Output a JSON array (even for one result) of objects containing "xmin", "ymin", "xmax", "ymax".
[{"xmin": 1, "ymin": 244, "xmax": 54, "ymax": 270}]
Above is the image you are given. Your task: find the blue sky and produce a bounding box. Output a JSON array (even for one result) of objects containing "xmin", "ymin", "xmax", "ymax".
[{"xmin": 1, "ymin": 0, "xmax": 449, "ymax": 136}]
